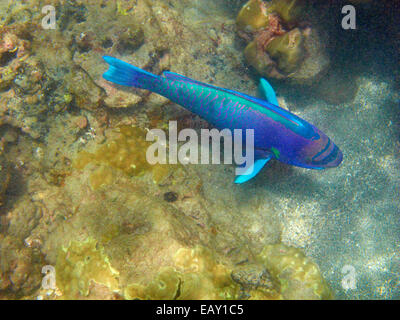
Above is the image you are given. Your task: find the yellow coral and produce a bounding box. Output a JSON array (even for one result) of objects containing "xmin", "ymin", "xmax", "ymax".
[
  {"xmin": 236, "ymin": 0, "xmax": 270, "ymax": 32},
  {"xmin": 55, "ymin": 239, "xmax": 332, "ymax": 300},
  {"xmin": 174, "ymin": 247, "xmax": 239, "ymax": 300},
  {"xmin": 243, "ymin": 40, "xmax": 279, "ymax": 78},
  {"xmin": 74, "ymin": 126, "xmax": 171, "ymax": 189},
  {"xmin": 125, "ymin": 267, "xmax": 181, "ymax": 300},
  {"xmin": 265, "ymin": 28, "xmax": 304, "ymax": 74},
  {"xmin": 124, "ymin": 246, "xmax": 240, "ymax": 300},
  {"xmin": 256, "ymin": 243, "xmax": 332, "ymax": 299},
  {"xmin": 269, "ymin": 0, "xmax": 304, "ymax": 23},
  {"xmin": 237, "ymin": 0, "xmax": 304, "ymax": 32},
  {"xmin": 55, "ymin": 238, "xmax": 120, "ymax": 299},
  {"xmin": 88, "ymin": 165, "xmax": 114, "ymax": 190},
  {"xmin": 124, "ymin": 243, "xmax": 333, "ymax": 300}
]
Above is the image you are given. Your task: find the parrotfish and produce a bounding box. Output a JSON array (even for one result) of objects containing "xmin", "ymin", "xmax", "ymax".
[{"xmin": 102, "ymin": 56, "xmax": 343, "ymax": 183}]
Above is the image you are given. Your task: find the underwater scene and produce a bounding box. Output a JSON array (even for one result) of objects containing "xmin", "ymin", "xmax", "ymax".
[{"xmin": 0, "ymin": 0, "xmax": 398, "ymax": 300}]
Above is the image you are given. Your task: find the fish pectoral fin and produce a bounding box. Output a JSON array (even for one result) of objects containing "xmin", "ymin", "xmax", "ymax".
[
  {"xmin": 234, "ymin": 154, "xmax": 272, "ymax": 184},
  {"xmin": 259, "ymin": 78, "xmax": 279, "ymax": 106}
]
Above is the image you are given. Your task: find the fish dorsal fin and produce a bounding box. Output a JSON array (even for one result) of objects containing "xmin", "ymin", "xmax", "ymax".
[
  {"xmin": 162, "ymin": 71, "xmax": 198, "ymax": 83},
  {"xmin": 259, "ymin": 78, "xmax": 279, "ymax": 106},
  {"xmin": 258, "ymin": 78, "xmax": 318, "ymax": 139}
]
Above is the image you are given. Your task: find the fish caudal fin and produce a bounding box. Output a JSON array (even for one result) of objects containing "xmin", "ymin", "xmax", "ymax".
[{"xmin": 103, "ymin": 56, "xmax": 158, "ymax": 89}]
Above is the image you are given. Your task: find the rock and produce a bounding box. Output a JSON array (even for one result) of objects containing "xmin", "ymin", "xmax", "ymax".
[
  {"xmin": 67, "ymin": 66, "xmax": 106, "ymax": 111},
  {"xmin": 0, "ymin": 155, "xmax": 10, "ymax": 206},
  {"xmin": 231, "ymin": 263, "xmax": 277, "ymax": 291},
  {"xmin": 286, "ymin": 27, "xmax": 330, "ymax": 85},
  {"xmin": 0, "ymin": 234, "xmax": 43, "ymax": 297}
]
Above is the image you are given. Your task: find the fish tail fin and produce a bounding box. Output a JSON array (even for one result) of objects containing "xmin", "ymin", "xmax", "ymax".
[{"xmin": 102, "ymin": 56, "xmax": 159, "ymax": 89}]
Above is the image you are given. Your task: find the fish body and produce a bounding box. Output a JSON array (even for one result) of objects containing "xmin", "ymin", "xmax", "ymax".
[{"xmin": 103, "ymin": 56, "xmax": 342, "ymax": 183}]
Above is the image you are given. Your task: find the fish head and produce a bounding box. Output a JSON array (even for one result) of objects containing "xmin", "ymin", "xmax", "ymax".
[{"xmin": 299, "ymin": 128, "xmax": 343, "ymax": 169}]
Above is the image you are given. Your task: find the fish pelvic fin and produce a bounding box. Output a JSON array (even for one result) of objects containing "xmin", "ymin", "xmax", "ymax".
[
  {"xmin": 103, "ymin": 56, "xmax": 159, "ymax": 89},
  {"xmin": 234, "ymin": 152, "xmax": 273, "ymax": 184}
]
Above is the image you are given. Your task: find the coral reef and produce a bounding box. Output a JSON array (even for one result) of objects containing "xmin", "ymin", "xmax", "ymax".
[
  {"xmin": 2, "ymin": 127, "xmax": 329, "ymax": 300},
  {"xmin": 0, "ymin": 234, "xmax": 43, "ymax": 298},
  {"xmin": 52, "ymin": 225, "xmax": 331, "ymax": 300},
  {"xmin": 237, "ymin": 0, "xmax": 330, "ymax": 84},
  {"xmin": 0, "ymin": 22, "xmax": 46, "ymax": 139},
  {"xmin": 0, "ymin": 0, "xmax": 397, "ymax": 301},
  {"xmin": 123, "ymin": 242, "xmax": 332, "ymax": 300},
  {"xmin": 0, "ymin": 1, "xmax": 111, "ymax": 139},
  {"xmin": 228, "ymin": 243, "xmax": 332, "ymax": 300}
]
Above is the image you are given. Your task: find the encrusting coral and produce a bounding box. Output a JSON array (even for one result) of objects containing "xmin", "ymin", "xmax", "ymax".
[
  {"xmin": 256, "ymin": 243, "xmax": 332, "ymax": 299},
  {"xmin": 54, "ymin": 238, "xmax": 332, "ymax": 300},
  {"xmin": 125, "ymin": 246, "xmax": 240, "ymax": 300},
  {"xmin": 74, "ymin": 125, "xmax": 171, "ymax": 189},
  {"xmin": 55, "ymin": 237, "xmax": 120, "ymax": 299}
]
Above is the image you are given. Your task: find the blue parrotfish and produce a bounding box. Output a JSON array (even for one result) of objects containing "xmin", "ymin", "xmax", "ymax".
[{"xmin": 102, "ymin": 56, "xmax": 343, "ymax": 183}]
